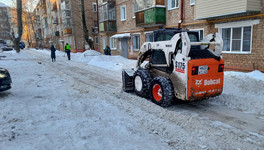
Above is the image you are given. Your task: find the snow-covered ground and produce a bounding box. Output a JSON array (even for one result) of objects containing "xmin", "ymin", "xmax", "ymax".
[{"xmin": 0, "ymin": 49, "xmax": 263, "ymax": 149}]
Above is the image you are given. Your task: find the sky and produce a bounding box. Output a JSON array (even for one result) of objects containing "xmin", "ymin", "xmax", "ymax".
[{"xmin": 0, "ymin": 0, "xmax": 13, "ymax": 7}]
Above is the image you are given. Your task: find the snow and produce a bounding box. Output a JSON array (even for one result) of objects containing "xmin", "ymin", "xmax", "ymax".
[
  {"xmin": 0, "ymin": 49, "xmax": 264, "ymax": 149},
  {"xmin": 225, "ymin": 70, "xmax": 264, "ymax": 81}
]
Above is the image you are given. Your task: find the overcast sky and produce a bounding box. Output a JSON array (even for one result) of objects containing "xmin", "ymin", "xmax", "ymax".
[{"xmin": 0, "ymin": 0, "xmax": 13, "ymax": 7}]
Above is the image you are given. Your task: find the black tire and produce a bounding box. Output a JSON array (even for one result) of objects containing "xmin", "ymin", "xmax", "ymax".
[
  {"xmin": 133, "ymin": 69, "xmax": 152, "ymax": 98},
  {"xmin": 150, "ymin": 76, "xmax": 174, "ymax": 107}
]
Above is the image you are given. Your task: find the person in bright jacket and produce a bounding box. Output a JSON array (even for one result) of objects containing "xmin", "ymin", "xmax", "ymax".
[
  {"xmin": 64, "ymin": 43, "xmax": 71, "ymax": 60},
  {"xmin": 50, "ymin": 45, "xmax": 56, "ymax": 62}
]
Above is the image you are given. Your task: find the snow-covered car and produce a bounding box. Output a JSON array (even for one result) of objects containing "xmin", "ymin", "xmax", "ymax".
[
  {"xmin": 2, "ymin": 45, "xmax": 13, "ymax": 51},
  {"xmin": 0, "ymin": 67, "xmax": 12, "ymax": 92}
]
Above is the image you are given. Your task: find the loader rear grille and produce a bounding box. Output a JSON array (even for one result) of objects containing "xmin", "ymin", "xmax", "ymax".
[{"xmin": 189, "ymin": 49, "xmax": 220, "ymax": 60}]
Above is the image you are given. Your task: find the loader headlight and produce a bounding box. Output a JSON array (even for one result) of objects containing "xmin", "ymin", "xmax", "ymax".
[{"xmin": 0, "ymin": 73, "xmax": 6, "ymax": 78}]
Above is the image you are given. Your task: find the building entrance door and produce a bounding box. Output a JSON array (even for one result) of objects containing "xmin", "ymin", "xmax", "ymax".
[{"xmin": 121, "ymin": 38, "xmax": 128, "ymax": 58}]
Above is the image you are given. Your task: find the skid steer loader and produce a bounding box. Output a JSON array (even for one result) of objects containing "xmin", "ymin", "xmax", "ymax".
[{"xmin": 122, "ymin": 28, "xmax": 224, "ymax": 107}]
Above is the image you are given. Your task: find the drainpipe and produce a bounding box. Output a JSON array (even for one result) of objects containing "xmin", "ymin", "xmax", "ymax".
[
  {"xmin": 96, "ymin": 0, "xmax": 99, "ymax": 51},
  {"xmin": 178, "ymin": 0, "xmax": 184, "ymax": 28}
]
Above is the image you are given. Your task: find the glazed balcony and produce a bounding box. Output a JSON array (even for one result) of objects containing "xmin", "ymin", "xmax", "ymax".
[
  {"xmin": 98, "ymin": 1, "xmax": 116, "ymax": 32},
  {"xmin": 195, "ymin": 0, "xmax": 261, "ymax": 20},
  {"xmin": 64, "ymin": 28, "xmax": 72, "ymax": 34},
  {"xmin": 134, "ymin": 0, "xmax": 166, "ymax": 27},
  {"xmin": 99, "ymin": 21, "xmax": 116, "ymax": 32},
  {"xmin": 52, "ymin": 3, "xmax": 57, "ymax": 11}
]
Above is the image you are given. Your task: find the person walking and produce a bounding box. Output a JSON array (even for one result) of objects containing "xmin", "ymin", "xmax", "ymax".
[
  {"xmin": 64, "ymin": 43, "xmax": 71, "ymax": 60},
  {"xmin": 50, "ymin": 45, "xmax": 56, "ymax": 62}
]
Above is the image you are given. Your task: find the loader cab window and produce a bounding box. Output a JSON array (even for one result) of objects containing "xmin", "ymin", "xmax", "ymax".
[
  {"xmin": 150, "ymin": 49, "xmax": 168, "ymax": 72},
  {"xmin": 151, "ymin": 50, "xmax": 167, "ymax": 64},
  {"xmin": 154, "ymin": 29, "xmax": 199, "ymax": 42},
  {"xmin": 156, "ymin": 34, "xmax": 174, "ymax": 41}
]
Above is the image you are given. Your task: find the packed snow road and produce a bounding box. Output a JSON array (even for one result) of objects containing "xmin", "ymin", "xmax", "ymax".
[{"xmin": 0, "ymin": 49, "xmax": 263, "ymax": 150}]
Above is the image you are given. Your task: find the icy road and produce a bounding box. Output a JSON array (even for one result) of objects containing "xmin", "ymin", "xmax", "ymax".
[{"xmin": 0, "ymin": 49, "xmax": 264, "ymax": 150}]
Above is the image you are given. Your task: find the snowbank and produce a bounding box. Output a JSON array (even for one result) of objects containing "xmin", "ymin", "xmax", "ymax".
[{"xmin": 225, "ymin": 70, "xmax": 264, "ymax": 81}]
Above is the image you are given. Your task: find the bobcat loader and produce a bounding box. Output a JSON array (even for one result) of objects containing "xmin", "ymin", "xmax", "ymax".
[{"xmin": 122, "ymin": 28, "xmax": 224, "ymax": 107}]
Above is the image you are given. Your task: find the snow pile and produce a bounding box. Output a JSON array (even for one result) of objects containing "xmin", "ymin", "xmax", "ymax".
[
  {"xmin": 83, "ymin": 50, "xmax": 102, "ymax": 56},
  {"xmin": 225, "ymin": 70, "xmax": 264, "ymax": 81},
  {"xmin": 77, "ymin": 50, "xmax": 136, "ymax": 71},
  {"xmin": 0, "ymin": 50, "xmax": 33, "ymax": 59},
  {"xmin": 30, "ymin": 49, "xmax": 137, "ymax": 71},
  {"xmin": 213, "ymin": 70, "xmax": 264, "ymax": 115}
]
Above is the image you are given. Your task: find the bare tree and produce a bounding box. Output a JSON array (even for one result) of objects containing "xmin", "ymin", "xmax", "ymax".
[
  {"xmin": 10, "ymin": 0, "xmax": 23, "ymax": 53},
  {"xmin": 23, "ymin": 0, "xmax": 38, "ymax": 48},
  {"xmin": 80, "ymin": 0, "xmax": 94, "ymax": 50}
]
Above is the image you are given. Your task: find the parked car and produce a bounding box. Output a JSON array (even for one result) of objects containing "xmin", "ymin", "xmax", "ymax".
[
  {"xmin": 19, "ymin": 42, "xmax": 25, "ymax": 49},
  {"xmin": 0, "ymin": 67, "xmax": 12, "ymax": 92},
  {"xmin": 2, "ymin": 45, "xmax": 13, "ymax": 51}
]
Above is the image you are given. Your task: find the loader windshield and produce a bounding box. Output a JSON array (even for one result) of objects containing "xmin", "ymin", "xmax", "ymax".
[{"xmin": 154, "ymin": 28, "xmax": 199, "ymax": 42}]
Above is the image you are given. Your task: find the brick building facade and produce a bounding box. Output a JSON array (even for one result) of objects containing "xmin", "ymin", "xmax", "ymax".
[
  {"xmin": 0, "ymin": 3, "xmax": 11, "ymax": 45},
  {"xmin": 34, "ymin": 0, "xmax": 98, "ymax": 52},
  {"xmin": 98, "ymin": 0, "xmax": 264, "ymax": 72}
]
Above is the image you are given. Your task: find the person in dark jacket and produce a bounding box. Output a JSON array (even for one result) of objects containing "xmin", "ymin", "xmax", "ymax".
[
  {"xmin": 104, "ymin": 46, "xmax": 111, "ymax": 55},
  {"xmin": 50, "ymin": 45, "xmax": 56, "ymax": 62},
  {"xmin": 64, "ymin": 43, "xmax": 71, "ymax": 60}
]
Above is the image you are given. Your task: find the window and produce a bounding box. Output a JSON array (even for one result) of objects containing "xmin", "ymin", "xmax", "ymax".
[
  {"xmin": 110, "ymin": 37, "xmax": 117, "ymax": 49},
  {"xmin": 221, "ymin": 26, "xmax": 252, "ymax": 53},
  {"xmin": 94, "ymin": 21, "xmax": 98, "ymax": 27},
  {"xmin": 145, "ymin": 32, "xmax": 154, "ymax": 42},
  {"xmin": 92, "ymin": 3, "xmax": 97, "ymax": 12},
  {"xmin": 133, "ymin": 34, "xmax": 140, "ymax": 50},
  {"xmin": 99, "ymin": 4, "xmax": 108, "ymax": 22},
  {"xmin": 108, "ymin": 4, "xmax": 115, "ymax": 20},
  {"xmin": 168, "ymin": 0, "xmax": 179, "ymax": 10},
  {"xmin": 190, "ymin": 29, "xmax": 204, "ymax": 40},
  {"xmin": 120, "ymin": 5, "xmax": 126, "ymax": 21},
  {"xmin": 190, "ymin": 0, "xmax": 195, "ymax": 5},
  {"xmin": 132, "ymin": 3, "xmax": 135, "ymax": 18},
  {"xmin": 95, "ymin": 36, "xmax": 99, "ymax": 44}
]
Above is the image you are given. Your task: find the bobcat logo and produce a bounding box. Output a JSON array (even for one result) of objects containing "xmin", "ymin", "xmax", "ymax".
[{"xmin": 195, "ymin": 79, "xmax": 203, "ymax": 86}]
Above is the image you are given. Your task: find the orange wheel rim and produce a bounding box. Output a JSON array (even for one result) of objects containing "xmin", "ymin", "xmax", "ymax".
[{"xmin": 153, "ymin": 84, "xmax": 162, "ymax": 101}]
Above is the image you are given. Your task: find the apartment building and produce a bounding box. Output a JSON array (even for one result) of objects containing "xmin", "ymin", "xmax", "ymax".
[
  {"xmin": 98, "ymin": 0, "xmax": 264, "ymax": 72},
  {"xmin": 34, "ymin": 0, "xmax": 99, "ymax": 52},
  {"xmin": 0, "ymin": 2, "xmax": 11, "ymax": 45}
]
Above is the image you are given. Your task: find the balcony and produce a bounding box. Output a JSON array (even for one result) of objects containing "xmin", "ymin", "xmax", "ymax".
[
  {"xmin": 61, "ymin": 1, "xmax": 70, "ymax": 10},
  {"xmin": 135, "ymin": 7, "xmax": 166, "ymax": 27},
  {"xmin": 99, "ymin": 21, "xmax": 116, "ymax": 32},
  {"xmin": 195, "ymin": 0, "xmax": 261, "ymax": 20},
  {"xmin": 98, "ymin": 1, "xmax": 116, "ymax": 32},
  {"xmin": 52, "ymin": 3, "xmax": 57, "ymax": 11},
  {"xmin": 64, "ymin": 28, "xmax": 72, "ymax": 34},
  {"xmin": 62, "ymin": 10, "xmax": 71, "ymax": 19}
]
